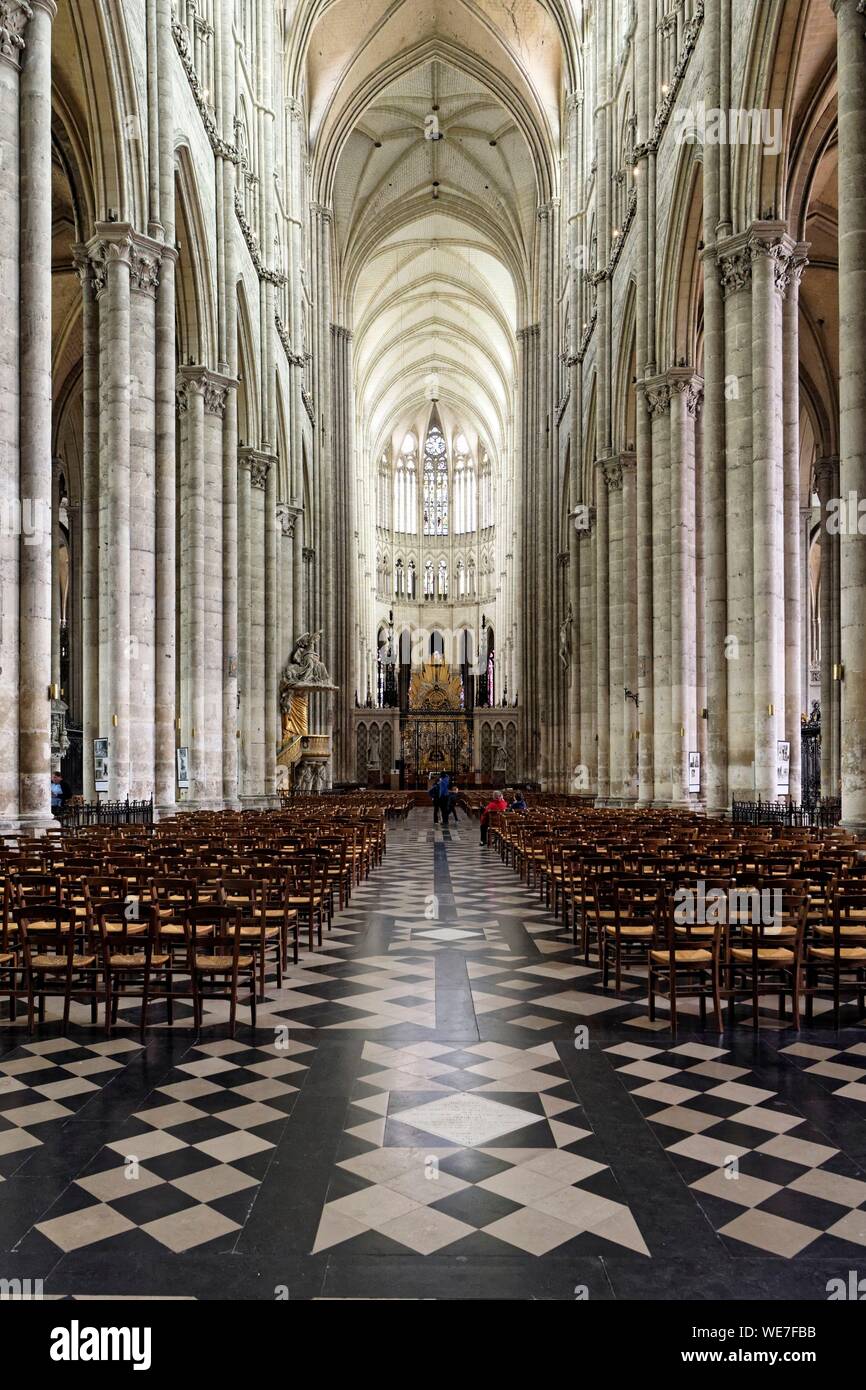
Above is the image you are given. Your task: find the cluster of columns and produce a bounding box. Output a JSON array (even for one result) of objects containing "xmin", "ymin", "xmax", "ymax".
[
  {"xmin": 0, "ymin": 0, "xmax": 56, "ymax": 828},
  {"xmin": 547, "ymin": 0, "xmax": 866, "ymax": 821},
  {"xmin": 517, "ymin": 199, "xmax": 563, "ymax": 785}
]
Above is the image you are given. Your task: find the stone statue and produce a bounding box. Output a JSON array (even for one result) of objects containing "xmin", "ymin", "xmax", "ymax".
[
  {"xmin": 492, "ymin": 737, "xmax": 507, "ymax": 772},
  {"xmin": 559, "ymin": 603, "xmax": 574, "ymax": 670},
  {"xmin": 280, "ymin": 631, "xmax": 332, "ymax": 710}
]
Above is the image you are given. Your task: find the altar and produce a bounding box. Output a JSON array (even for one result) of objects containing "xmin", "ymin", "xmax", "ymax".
[{"xmin": 400, "ymin": 659, "xmax": 473, "ymax": 782}]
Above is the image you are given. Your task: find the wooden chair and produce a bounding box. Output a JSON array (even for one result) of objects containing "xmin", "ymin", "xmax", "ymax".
[
  {"xmin": 96, "ymin": 901, "xmax": 173, "ymax": 1038},
  {"xmin": 648, "ymin": 899, "xmax": 723, "ymax": 1040},
  {"xmin": 805, "ymin": 885, "xmax": 866, "ymax": 1028},
  {"xmin": 596, "ymin": 877, "xmax": 662, "ymax": 995},
  {"xmin": 726, "ymin": 886, "xmax": 807, "ymax": 1030},
  {"xmin": 219, "ymin": 877, "xmax": 283, "ymax": 998},
  {"xmin": 183, "ymin": 904, "xmax": 257, "ymax": 1039},
  {"xmin": 285, "ymin": 857, "xmax": 328, "ymax": 951},
  {"xmin": 19, "ymin": 905, "xmax": 100, "ymax": 1034}
]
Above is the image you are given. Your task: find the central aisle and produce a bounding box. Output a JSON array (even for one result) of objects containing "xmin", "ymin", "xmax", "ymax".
[{"xmin": 4, "ymin": 809, "xmax": 866, "ymax": 1298}]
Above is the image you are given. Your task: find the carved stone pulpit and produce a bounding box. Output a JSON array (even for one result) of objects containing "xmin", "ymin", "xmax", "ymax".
[{"xmin": 277, "ymin": 632, "xmax": 338, "ymax": 794}]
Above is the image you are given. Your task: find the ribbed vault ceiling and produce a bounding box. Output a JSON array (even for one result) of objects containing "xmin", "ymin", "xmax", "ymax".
[{"xmin": 333, "ymin": 56, "xmax": 539, "ymax": 466}]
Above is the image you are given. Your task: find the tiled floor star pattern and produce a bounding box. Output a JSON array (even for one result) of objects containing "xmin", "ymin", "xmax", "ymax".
[
  {"xmin": 3, "ymin": 807, "xmax": 866, "ymax": 1298},
  {"xmin": 313, "ymin": 1040, "xmax": 648, "ymax": 1257}
]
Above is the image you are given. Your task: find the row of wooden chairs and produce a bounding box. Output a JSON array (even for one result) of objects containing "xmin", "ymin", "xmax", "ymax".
[
  {"xmin": 0, "ymin": 800, "xmax": 392, "ymax": 1036},
  {"xmin": 487, "ymin": 807, "xmax": 866, "ymax": 1033}
]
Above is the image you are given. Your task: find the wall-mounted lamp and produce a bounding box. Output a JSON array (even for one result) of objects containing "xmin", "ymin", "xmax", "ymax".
[
  {"xmin": 767, "ymin": 704, "xmax": 775, "ymax": 716},
  {"xmin": 112, "ymin": 714, "xmax": 118, "ymax": 727},
  {"xmin": 49, "ymin": 683, "xmax": 59, "ymax": 700},
  {"xmin": 701, "ymin": 708, "xmax": 708, "ymax": 720},
  {"xmin": 833, "ymin": 663, "xmax": 845, "ymax": 682},
  {"xmin": 624, "ymin": 688, "xmax": 640, "ymax": 708}
]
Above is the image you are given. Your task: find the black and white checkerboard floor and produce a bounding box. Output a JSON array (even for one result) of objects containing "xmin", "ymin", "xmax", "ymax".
[{"xmin": 3, "ymin": 806, "xmax": 866, "ymax": 1299}]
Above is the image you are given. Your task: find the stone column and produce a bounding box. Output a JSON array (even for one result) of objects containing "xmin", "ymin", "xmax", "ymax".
[
  {"xmin": 203, "ymin": 376, "xmax": 229, "ymax": 806},
  {"xmin": 718, "ymin": 236, "xmax": 755, "ymax": 800},
  {"xmin": 277, "ymin": 502, "xmax": 299, "ymax": 669},
  {"xmin": 702, "ymin": 0, "xmax": 728, "ymax": 815},
  {"xmin": 216, "ymin": 0, "xmax": 238, "ymax": 811},
  {"xmin": 50, "ymin": 464, "xmax": 61, "ymax": 691},
  {"xmin": 154, "ymin": 243, "xmax": 178, "ymax": 814},
  {"xmin": 0, "ymin": 3, "xmax": 26, "ymax": 823},
  {"xmin": 72, "ymin": 249, "xmax": 99, "ymax": 800},
  {"xmin": 221, "ymin": 384, "xmax": 240, "ymax": 810},
  {"xmin": 578, "ymin": 519, "xmax": 595, "ymax": 790},
  {"xmin": 155, "ymin": 0, "xmax": 176, "ymax": 817},
  {"xmin": 751, "ymin": 223, "xmax": 792, "ymax": 802},
  {"xmin": 238, "ymin": 450, "xmax": 252, "ymax": 798},
  {"xmin": 669, "ymin": 371, "xmax": 701, "ymax": 803},
  {"xmin": 18, "ymin": 0, "xmax": 56, "ymax": 826},
  {"xmin": 816, "ymin": 456, "xmax": 840, "ymax": 801},
  {"xmin": 90, "ymin": 226, "xmax": 134, "ymax": 801},
  {"xmin": 128, "ymin": 237, "xmax": 162, "ymax": 801},
  {"xmin": 264, "ymin": 456, "xmax": 279, "ymax": 800},
  {"xmin": 645, "ymin": 379, "xmax": 672, "ymax": 804},
  {"xmin": 621, "ymin": 453, "xmax": 639, "ymax": 801},
  {"xmin": 634, "ymin": 0, "xmax": 654, "ymax": 808},
  {"xmin": 783, "ymin": 246, "xmax": 808, "ymax": 802},
  {"xmin": 594, "ymin": 462, "xmax": 610, "ymax": 803},
  {"xmin": 833, "ymin": 0, "xmax": 866, "ymax": 824},
  {"xmin": 176, "ymin": 368, "xmax": 206, "ymax": 804},
  {"xmin": 605, "ymin": 460, "xmax": 624, "ymax": 801},
  {"xmin": 248, "ymin": 454, "xmax": 269, "ymax": 800}
]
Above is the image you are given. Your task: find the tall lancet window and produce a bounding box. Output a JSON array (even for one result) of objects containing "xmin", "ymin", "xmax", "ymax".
[
  {"xmin": 423, "ymin": 421, "xmax": 448, "ymax": 536},
  {"xmin": 453, "ymin": 432, "xmax": 476, "ymax": 533},
  {"xmin": 479, "ymin": 451, "xmax": 494, "ymax": 530},
  {"xmin": 438, "ymin": 559, "xmax": 448, "ymax": 598},
  {"xmin": 377, "ymin": 452, "xmax": 390, "ymax": 529},
  {"xmin": 395, "ymin": 434, "xmax": 417, "ymax": 533}
]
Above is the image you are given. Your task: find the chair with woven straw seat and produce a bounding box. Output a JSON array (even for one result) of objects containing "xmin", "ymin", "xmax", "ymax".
[
  {"xmin": 285, "ymin": 856, "xmax": 328, "ymax": 952},
  {"xmin": 219, "ymin": 877, "xmax": 283, "ymax": 998},
  {"xmin": 0, "ymin": 908, "xmax": 20, "ymax": 1021},
  {"xmin": 183, "ymin": 904, "xmax": 257, "ymax": 1038},
  {"xmin": 19, "ymin": 906, "xmax": 100, "ymax": 1034},
  {"xmin": 96, "ymin": 901, "xmax": 175, "ymax": 1038},
  {"xmin": 725, "ymin": 888, "xmax": 807, "ymax": 1030},
  {"xmin": 805, "ymin": 886, "xmax": 866, "ymax": 1028},
  {"xmin": 572, "ymin": 853, "xmax": 621, "ymax": 963},
  {"xmin": 244, "ymin": 868, "xmax": 299, "ymax": 969},
  {"xmin": 595, "ymin": 877, "xmax": 663, "ymax": 995},
  {"xmin": 648, "ymin": 903, "xmax": 723, "ymax": 1040}
]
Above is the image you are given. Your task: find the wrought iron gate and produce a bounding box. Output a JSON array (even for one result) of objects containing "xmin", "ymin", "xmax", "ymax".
[{"xmin": 801, "ymin": 702, "xmax": 821, "ymax": 811}]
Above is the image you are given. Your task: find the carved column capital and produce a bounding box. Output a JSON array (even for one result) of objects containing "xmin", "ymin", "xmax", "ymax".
[
  {"xmin": 643, "ymin": 377, "xmax": 672, "ymax": 418},
  {"xmin": 86, "ymin": 223, "xmax": 141, "ymax": 296},
  {"xmin": 717, "ymin": 236, "xmax": 753, "ymax": 298},
  {"xmin": 746, "ymin": 221, "xmax": 797, "ymax": 295},
  {"xmin": 0, "ymin": 0, "xmax": 32, "ymax": 67},
  {"xmin": 238, "ymin": 446, "xmax": 274, "ymax": 489},
  {"xmin": 602, "ymin": 460, "xmax": 624, "ymax": 493},
  {"xmin": 667, "ymin": 368, "xmax": 704, "ymax": 417},
  {"xmin": 277, "ymin": 501, "xmax": 302, "ymax": 538}
]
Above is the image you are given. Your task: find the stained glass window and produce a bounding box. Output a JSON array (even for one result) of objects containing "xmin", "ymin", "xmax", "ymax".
[{"xmin": 423, "ymin": 424, "xmax": 448, "ymax": 536}]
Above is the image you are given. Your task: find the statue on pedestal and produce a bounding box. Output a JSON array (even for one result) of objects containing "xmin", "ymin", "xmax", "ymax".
[
  {"xmin": 559, "ymin": 603, "xmax": 574, "ymax": 671},
  {"xmin": 279, "ymin": 631, "xmax": 333, "ymax": 708},
  {"xmin": 277, "ymin": 632, "xmax": 338, "ymax": 796}
]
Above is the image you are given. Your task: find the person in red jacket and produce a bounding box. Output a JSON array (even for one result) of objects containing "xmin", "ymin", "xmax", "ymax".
[{"xmin": 480, "ymin": 790, "xmax": 507, "ymax": 845}]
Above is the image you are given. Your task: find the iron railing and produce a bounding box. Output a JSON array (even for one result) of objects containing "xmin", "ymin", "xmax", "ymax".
[
  {"xmin": 60, "ymin": 798, "xmax": 154, "ymax": 830},
  {"xmin": 731, "ymin": 798, "xmax": 842, "ymax": 829}
]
